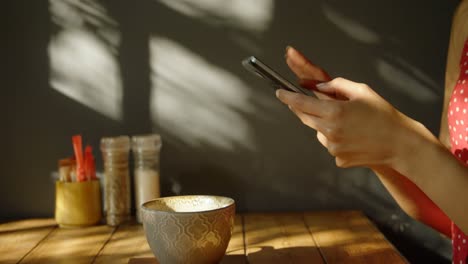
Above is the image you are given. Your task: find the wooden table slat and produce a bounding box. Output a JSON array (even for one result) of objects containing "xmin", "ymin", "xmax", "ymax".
[
  {"xmin": 3, "ymin": 211, "xmax": 407, "ymax": 264},
  {"xmin": 128, "ymin": 215, "xmax": 246, "ymax": 264},
  {"xmin": 96, "ymin": 223, "xmax": 153, "ymax": 264},
  {"xmin": 19, "ymin": 224, "xmax": 115, "ymax": 264},
  {"xmin": 0, "ymin": 219, "xmax": 57, "ymax": 264},
  {"xmin": 304, "ymin": 211, "xmax": 407, "ymax": 264},
  {"xmin": 244, "ymin": 213, "xmax": 325, "ymax": 264},
  {"xmin": 220, "ymin": 215, "xmax": 246, "ymax": 264}
]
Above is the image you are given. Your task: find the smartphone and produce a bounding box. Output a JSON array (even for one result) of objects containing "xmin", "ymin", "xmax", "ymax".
[{"xmin": 242, "ymin": 56, "xmax": 313, "ymax": 96}]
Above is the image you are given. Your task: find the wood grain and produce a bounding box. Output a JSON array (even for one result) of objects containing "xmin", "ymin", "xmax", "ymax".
[
  {"xmin": 128, "ymin": 215, "xmax": 246, "ymax": 264},
  {"xmin": 304, "ymin": 211, "xmax": 407, "ymax": 264},
  {"xmin": 94, "ymin": 224, "xmax": 153, "ymax": 264},
  {"xmin": 244, "ymin": 213, "xmax": 324, "ymax": 264},
  {"xmin": 220, "ymin": 215, "xmax": 246, "ymax": 264},
  {"xmin": 127, "ymin": 258, "xmax": 158, "ymax": 264},
  {"xmin": 19, "ymin": 225, "xmax": 115, "ymax": 264},
  {"xmin": 0, "ymin": 219, "xmax": 57, "ymax": 264},
  {"xmin": 2, "ymin": 212, "xmax": 408, "ymax": 263}
]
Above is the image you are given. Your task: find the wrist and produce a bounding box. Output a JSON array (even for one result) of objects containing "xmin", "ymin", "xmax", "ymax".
[{"xmin": 390, "ymin": 113, "xmax": 441, "ymax": 181}]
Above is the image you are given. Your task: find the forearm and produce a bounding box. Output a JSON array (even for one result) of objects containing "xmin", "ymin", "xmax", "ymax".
[
  {"xmin": 392, "ymin": 117, "xmax": 468, "ymax": 233},
  {"xmin": 372, "ymin": 166, "xmax": 451, "ymax": 236}
]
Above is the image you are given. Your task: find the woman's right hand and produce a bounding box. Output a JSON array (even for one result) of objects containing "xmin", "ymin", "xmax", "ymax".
[{"xmin": 280, "ymin": 47, "xmax": 436, "ymax": 169}]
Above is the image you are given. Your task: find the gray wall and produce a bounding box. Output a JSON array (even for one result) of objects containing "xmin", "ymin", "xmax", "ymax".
[{"xmin": 3, "ymin": 0, "xmax": 460, "ymax": 262}]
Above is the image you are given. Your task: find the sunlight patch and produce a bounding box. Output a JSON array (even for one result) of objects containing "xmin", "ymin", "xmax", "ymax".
[
  {"xmin": 323, "ymin": 4, "xmax": 380, "ymax": 44},
  {"xmin": 149, "ymin": 37, "xmax": 256, "ymax": 150},
  {"xmin": 377, "ymin": 59, "xmax": 439, "ymax": 102},
  {"xmin": 49, "ymin": 0, "xmax": 122, "ymax": 121},
  {"xmin": 157, "ymin": 0, "xmax": 274, "ymax": 33}
]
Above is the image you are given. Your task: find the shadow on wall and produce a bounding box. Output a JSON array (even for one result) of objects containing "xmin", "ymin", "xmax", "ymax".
[{"xmin": 3, "ymin": 0, "xmax": 458, "ymax": 262}]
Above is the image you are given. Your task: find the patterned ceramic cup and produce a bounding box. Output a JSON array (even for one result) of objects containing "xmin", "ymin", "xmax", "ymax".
[{"xmin": 141, "ymin": 195, "xmax": 235, "ymax": 264}]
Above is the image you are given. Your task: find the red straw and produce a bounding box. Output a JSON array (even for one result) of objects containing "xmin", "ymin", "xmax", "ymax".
[
  {"xmin": 83, "ymin": 146, "xmax": 89, "ymax": 181},
  {"xmin": 84, "ymin": 145, "xmax": 96, "ymax": 181},
  {"xmin": 89, "ymin": 153, "xmax": 97, "ymax": 180},
  {"xmin": 72, "ymin": 135, "xmax": 85, "ymax": 182}
]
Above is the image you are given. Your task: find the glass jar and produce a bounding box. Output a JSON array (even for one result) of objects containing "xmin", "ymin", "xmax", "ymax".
[
  {"xmin": 132, "ymin": 134, "xmax": 162, "ymax": 223},
  {"xmin": 100, "ymin": 136, "xmax": 131, "ymax": 226}
]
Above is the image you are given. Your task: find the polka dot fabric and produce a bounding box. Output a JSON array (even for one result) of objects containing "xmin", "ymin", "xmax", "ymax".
[{"xmin": 447, "ymin": 38, "xmax": 468, "ymax": 264}]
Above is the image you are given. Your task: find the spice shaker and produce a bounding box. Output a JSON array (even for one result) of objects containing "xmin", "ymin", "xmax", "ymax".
[
  {"xmin": 100, "ymin": 136, "xmax": 131, "ymax": 226},
  {"xmin": 132, "ymin": 134, "xmax": 162, "ymax": 223}
]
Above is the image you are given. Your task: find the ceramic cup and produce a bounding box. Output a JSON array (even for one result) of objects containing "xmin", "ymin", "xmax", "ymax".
[
  {"xmin": 55, "ymin": 180, "xmax": 102, "ymax": 227},
  {"xmin": 141, "ymin": 195, "xmax": 235, "ymax": 264}
]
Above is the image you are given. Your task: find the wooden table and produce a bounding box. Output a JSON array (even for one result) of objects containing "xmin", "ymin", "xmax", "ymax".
[{"xmin": 0, "ymin": 211, "xmax": 407, "ymax": 264}]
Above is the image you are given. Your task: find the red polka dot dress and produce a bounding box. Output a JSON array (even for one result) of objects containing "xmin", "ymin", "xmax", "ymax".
[{"xmin": 447, "ymin": 38, "xmax": 468, "ymax": 264}]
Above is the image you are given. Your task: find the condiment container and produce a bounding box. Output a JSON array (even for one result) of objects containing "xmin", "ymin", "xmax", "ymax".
[
  {"xmin": 100, "ymin": 136, "xmax": 131, "ymax": 226},
  {"xmin": 55, "ymin": 180, "xmax": 102, "ymax": 227},
  {"xmin": 132, "ymin": 134, "xmax": 162, "ymax": 223}
]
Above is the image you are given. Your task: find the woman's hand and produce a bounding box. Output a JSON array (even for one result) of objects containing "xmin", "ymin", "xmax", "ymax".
[
  {"xmin": 278, "ymin": 47, "xmax": 427, "ymax": 168},
  {"xmin": 280, "ymin": 47, "xmax": 468, "ymax": 234}
]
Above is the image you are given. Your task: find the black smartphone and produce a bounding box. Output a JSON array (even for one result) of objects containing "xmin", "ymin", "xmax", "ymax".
[{"xmin": 242, "ymin": 56, "xmax": 314, "ymax": 96}]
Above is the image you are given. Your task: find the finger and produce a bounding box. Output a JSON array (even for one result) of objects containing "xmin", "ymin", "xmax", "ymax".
[
  {"xmin": 285, "ymin": 46, "xmax": 331, "ymax": 81},
  {"xmin": 316, "ymin": 77, "xmax": 364, "ymax": 100},
  {"xmin": 334, "ymin": 151, "xmax": 381, "ymax": 168},
  {"xmin": 335, "ymin": 157, "xmax": 352, "ymax": 168},
  {"xmin": 289, "ymin": 106, "xmax": 325, "ymax": 131},
  {"xmin": 276, "ymin": 89, "xmax": 332, "ymax": 117},
  {"xmin": 335, "ymin": 154, "xmax": 360, "ymax": 168},
  {"xmin": 300, "ymin": 79, "xmax": 337, "ymax": 100},
  {"xmin": 299, "ymin": 79, "xmax": 321, "ymax": 90},
  {"xmin": 316, "ymin": 131, "xmax": 329, "ymax": 148}
]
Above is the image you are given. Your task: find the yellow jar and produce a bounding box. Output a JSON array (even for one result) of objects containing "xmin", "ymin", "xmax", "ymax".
[{"xmin": 55, "ymin": 180, "xmax": 102, "ymax": 227}]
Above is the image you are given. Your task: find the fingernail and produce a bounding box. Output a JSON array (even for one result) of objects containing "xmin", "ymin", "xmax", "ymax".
[
  {"xmin": 285, "ymin": 45, "xmax": 293, "ymax": 58},
  {"xmin": 275, "ymin": 89, "xmax": 281, "ymax": 98},
  {"xmin": 316, "ymin": 82, "xmax": 327, "ymax": 90}
]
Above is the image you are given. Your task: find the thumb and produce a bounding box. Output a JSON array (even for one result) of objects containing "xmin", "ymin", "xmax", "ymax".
[
  {"xmin": 315, "ymin": 77, "xmax": 362, "ymax": 100},
  {"xmin": 299, "ymin": 79, "xmax": 336, "ymax": 100}
]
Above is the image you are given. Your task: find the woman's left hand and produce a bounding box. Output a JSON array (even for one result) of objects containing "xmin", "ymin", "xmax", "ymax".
[{"xmin": 276, "ymin": 77, "xmax": 422, "ymax": 168}]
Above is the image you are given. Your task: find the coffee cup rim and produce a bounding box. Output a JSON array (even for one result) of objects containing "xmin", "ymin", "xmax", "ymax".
[{"xmin": 141, "ymin": 195, "xmax": 235, "ymax": 215}]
